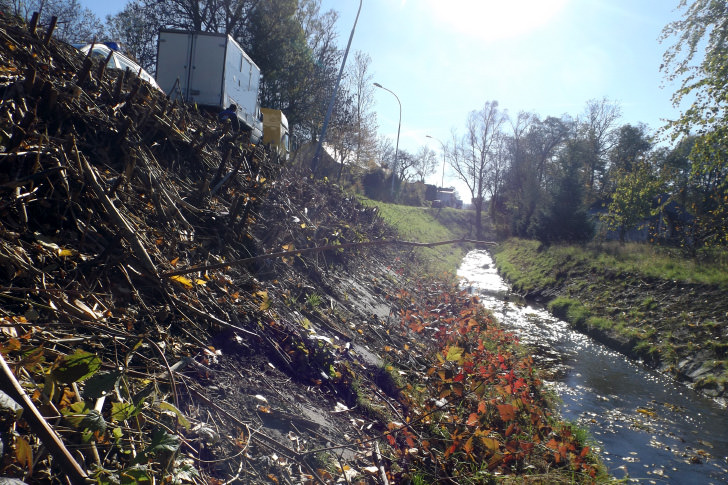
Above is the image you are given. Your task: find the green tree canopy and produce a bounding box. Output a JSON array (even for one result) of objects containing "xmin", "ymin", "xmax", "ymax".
[{"xmin": 661, "ymin": 0, "xmax": 728, "ymax": 249}]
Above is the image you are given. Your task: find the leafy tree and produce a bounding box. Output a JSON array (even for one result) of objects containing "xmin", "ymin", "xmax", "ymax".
[
  {"xmin": 686, "ymin": 128, "xmax": 728, "ymax": 248},
  {"xmin": 609, "ymin": 124, "xmax": 653, "ymax": 173},
  {"xmin": 603, "ymin": 123, "xmax": 653, "ymax": 195},
  {"xmin": 530, "ymin": 139, "xmax": 594, "ymax": 243},
  {"xmin": 499, "ymin": 113, "xmax": 570, "ymax": 237},
  {"xmin": 602, "ymin": 157, "xmax": 663, "ymax": 243},
  {"xmin": 660, "ymin": 0, "xmax": 728, "ymax": 249}
]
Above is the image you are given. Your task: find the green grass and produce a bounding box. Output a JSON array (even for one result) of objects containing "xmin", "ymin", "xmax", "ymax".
[
  {"xmin": 358, "ymin": 197, "xmax": 484, "ymax": 274},
  {"xmin": 496, "ymin": 238, "xmax": 728, "ymax": 288}
]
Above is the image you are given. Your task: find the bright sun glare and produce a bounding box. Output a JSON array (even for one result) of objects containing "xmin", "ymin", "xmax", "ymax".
[{"xmin": 423, "ymin": 0, "xmax": 569, "ymax": 41}]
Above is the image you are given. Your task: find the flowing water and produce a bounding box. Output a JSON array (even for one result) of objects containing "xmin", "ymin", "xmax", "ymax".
[{"xmin": 457, "ymin": 250, "xmax": 728, "ymax": 484}]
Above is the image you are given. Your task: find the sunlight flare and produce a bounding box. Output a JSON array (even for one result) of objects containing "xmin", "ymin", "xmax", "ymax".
[{"xmin": 424, "ymin": 0, "xmax": 569, "ymax": 41}]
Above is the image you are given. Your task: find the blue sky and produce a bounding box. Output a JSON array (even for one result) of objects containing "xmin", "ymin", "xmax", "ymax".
[{"xmin": 80, "ymin": 0, "xmax": 685, "ymax": 196}]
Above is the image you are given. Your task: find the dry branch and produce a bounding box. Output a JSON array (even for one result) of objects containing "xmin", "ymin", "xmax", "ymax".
[
  {"xmin": 162, "ymin": 238, "xmax": 495, "ymax": 277},
  {"xmin": 0, "ymin": 354, "xmax": 89, "ymax": 484}
]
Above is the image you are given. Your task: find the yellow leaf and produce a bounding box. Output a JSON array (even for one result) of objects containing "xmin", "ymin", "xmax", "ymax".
[
  {"xmin": 445, "ymin": 346, "xmax": 464, "ymax": 363},
  {"xmin": 464, "ymin": 436, "xmax": 474, "ymax": 454},
  {"xmin": 58, "ymin": 248, "xmax": 74, "ymax": 257},
  {"xmin": 170, "ymin": 257, "xmax": 179, "ymax": 266},
  {"xmin": 481, "ymin": 436, "xmax": 499, "ymax": 452},
  {"xmin": 170, "ymin": 275, "xmax": 193, "ymax": 288},
  {"xmin": 195, "ymin": 279, "xmax": 207, "ymax": 286},
  {"xmin": 300, "ymin": 223, "xmax": 306, "ymax": 228}
]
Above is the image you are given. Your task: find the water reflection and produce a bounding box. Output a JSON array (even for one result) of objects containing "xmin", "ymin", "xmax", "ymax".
[{"xmin": 458, "ymin": 250, "xmax": 728, "ymax": 484}]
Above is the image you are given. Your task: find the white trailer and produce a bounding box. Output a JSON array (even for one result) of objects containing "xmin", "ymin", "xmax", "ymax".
[{"xmin": 155, "ymin": 30, "xmax": 263, "ymax": 142}]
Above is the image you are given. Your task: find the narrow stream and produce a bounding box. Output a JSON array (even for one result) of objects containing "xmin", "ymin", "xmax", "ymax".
[{"xmin": 457, "ymin": 250, "xmax": 728, "ymax": 484}]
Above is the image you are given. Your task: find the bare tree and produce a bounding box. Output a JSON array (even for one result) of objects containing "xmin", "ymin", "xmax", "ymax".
[
  {"xmin": 394, "ymin": 149, "xmax": 417, "ymax": 184},
  {"xmin": 347, "ymin": 51, "xmax": 378, "ymax": 171},
  {"xmin": 413, "ymin": 145, "xmax": 437, "ymax": 183},
  {"xmin": 579, "ymin": 97, "xmax": 621, "ymax": 197},
  {"xmin": 7, "ymin": 0, "xmax": 105, "ymax": 43},
  {"xmin": 376, "ymin": 135, "xmax": 395, "ymax": 170},
  {"xmin": 450, "ymin": 101, "xmax": 508, "ymax": 239},
  {"xmin": 106, "ymin": 1, "xmax": 163, "ymax": 73}
]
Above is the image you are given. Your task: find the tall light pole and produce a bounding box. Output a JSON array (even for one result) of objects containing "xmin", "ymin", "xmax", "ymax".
[
  {"xmin": 312, "ymin": 0, "xmax": 363, "ymax": 174},
  {"xmin": 373, "ymin": 82, "xmax": 401, "ymax": 196},
  {"xmin": 426, "ymin": 134, "xmax": 446, "ymax": 189}
]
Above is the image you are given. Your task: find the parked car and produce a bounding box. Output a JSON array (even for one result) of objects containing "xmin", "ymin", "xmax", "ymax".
[{"xmin": 79, "ymin": 43, "xmax": 162, "ymax": 92}]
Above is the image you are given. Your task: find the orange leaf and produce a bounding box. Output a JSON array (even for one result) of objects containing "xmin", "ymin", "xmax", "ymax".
[
  {"xmin": 478, "ymin": 400, "xmax": 487, "ymax": 414},
  {"xmin": 466, "ymin": 413, "xmax": 479, "ymax": 427},
  {"xmin": 497, "ymin": 404, "xmax": 516, "ymax": 422}
]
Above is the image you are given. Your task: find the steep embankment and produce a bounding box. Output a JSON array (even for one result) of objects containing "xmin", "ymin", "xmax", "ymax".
[
  {"xmin": 0, "ymin": 14, "xmax": 605, "ymax": 484},
  {"xmin": 493, "ymin": 239, "xmax": 728, "ymax": 402}
]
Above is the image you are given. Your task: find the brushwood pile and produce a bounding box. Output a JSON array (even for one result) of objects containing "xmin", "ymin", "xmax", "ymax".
[{"xmin": 0, "ymin": 11, "xmax": 604, "ymax": 484}]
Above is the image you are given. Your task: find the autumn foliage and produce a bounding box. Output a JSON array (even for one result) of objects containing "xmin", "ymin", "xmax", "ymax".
[{"xmin": 383, "ymin": 280, "xmax": 601, "ymax": 482}]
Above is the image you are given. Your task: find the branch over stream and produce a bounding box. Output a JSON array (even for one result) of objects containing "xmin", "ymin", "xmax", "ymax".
[{"xmin": 162, "ymin": 238, "xmax": 496, "ymax": 277}]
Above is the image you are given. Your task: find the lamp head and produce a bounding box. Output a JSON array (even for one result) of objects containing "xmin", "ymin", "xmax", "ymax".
[{"xmin": 373, "ymin": 82, "xmax": 382, "ymax": 88}]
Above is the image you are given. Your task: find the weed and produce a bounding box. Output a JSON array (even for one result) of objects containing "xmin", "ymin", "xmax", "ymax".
[
  {"xmin": 586, "ymin": 316, "xmax": 612, "ymax": 330},
  {"xmin": 306, "ymin": 292, "xmax": 322, "ymax": 308}
]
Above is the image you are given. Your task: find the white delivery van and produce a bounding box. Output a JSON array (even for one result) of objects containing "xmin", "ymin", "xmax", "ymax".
[{"xmin": 155, "ymin": 30, "xmax": 263, "ymax": 142}]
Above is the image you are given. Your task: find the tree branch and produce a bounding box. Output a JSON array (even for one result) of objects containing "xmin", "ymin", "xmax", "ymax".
[{"xmin": 162, "ymin": 238, "xmax": 495, "ymax": 277}]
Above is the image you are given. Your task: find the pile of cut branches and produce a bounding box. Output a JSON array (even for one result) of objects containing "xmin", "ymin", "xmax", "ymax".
[{"xmin": 0, "ymin": 10, "xmax": 403, "ymax": 484}]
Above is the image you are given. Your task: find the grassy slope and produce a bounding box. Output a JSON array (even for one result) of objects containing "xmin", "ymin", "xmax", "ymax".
[
  {"xmin": 359, "ymin": 198, "xmax": 484, "ymax": 274},
  {"xmin": 493, "ymin": 238, "xmax": 728, "ymax": 399}
]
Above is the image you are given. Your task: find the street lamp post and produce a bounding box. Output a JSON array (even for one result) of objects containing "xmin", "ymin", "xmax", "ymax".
[
  {"xmin": 373, "ymin": 82, "xmax": 401, "ymax": 196},
  {"xmin": 312, "ymin": 0, "xmax": 363, "ymax": 174},
  {"xmin": 426, "ymin": 134, "xmax": 446, "ymax": 189}
]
